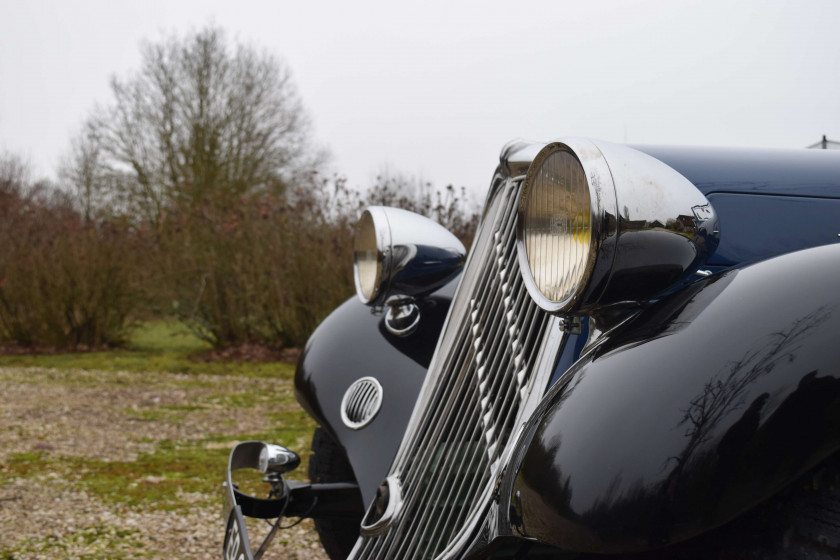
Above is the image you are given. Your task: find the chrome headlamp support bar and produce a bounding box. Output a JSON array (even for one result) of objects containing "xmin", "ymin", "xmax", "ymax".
[
  {"xmin": 354, "ymin": 206, "xmax": 466, "ymax": 307},
  {"xmin": 515, "ymin": 138, "xmax": 720, "ymax": 316}
]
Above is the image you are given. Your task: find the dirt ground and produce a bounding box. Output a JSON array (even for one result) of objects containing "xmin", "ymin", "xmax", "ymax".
[{"xmin": 0, "ymin": 366, "xmax": 330, "ymax": 560}]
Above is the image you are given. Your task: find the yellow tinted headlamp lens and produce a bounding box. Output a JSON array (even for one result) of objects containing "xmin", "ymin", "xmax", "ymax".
[
  {"xmin": 523, "ymin": 149, "xmax": 591, "ymax": 305},
  {"xmin": 354, "ymin": 210, "xmax": 381, "ymax": 303}
]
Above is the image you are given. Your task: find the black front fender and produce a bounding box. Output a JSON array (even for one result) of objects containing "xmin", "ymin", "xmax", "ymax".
[
  {"xmin": 508, "ymin": 243, "xmax": 840, "ymax": 554},
  {"xmin": 295, "ymin": 280, "xmax": 456, "ymax": 507}
]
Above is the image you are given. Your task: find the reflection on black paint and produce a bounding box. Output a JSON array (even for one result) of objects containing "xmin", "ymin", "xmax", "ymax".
[
  {"xmin": 378, "ymin": 294, "xmax": 452, "ymax": 368},
  {"xmin": 520, "ymin": 304, "xmax": 840, "ymax": 551},
  {"xmin": 513, "ymin": 244, "xmax": 840, "ymax": 553},
  {"xmin": 640, "ymin": 307, "xmax": 833, "ymax": 545}
]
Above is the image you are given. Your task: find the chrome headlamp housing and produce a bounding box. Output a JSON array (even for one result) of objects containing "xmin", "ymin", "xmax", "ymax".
[
  {"xmin": 516, "ymin": 138, "xmax": 719, "ymax": 315},
  {"xmin": 354, "ymin": 206, "xmax": 466, "ymax": 307}
]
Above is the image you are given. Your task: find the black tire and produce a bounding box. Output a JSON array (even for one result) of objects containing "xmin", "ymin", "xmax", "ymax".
[
  {"xmin": 308, "ymin": 427, "xmax": 364, "ymax": 560},
  {"xmin": 749, "ymin": 454, "xmax": 840, "ymax": 560}
]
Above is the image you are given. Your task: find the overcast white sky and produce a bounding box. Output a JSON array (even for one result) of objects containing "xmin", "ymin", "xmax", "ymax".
[{"xmin": 1, "ymin": 0, "xmax": 838, "ymax": 196}]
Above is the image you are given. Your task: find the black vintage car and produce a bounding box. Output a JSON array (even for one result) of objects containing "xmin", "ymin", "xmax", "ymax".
[{"xmin": 223, "ymin": 138, "xmax": 840, "ymax": 559}]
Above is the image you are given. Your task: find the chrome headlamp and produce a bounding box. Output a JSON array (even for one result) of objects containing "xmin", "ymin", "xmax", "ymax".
[
  {"xmin": 354, "ymin": 206, "xmax": 466, "ymax": 307},
  {"xmin": 516, "ymin": 139, "xmax": 719, "ymax": 315}
]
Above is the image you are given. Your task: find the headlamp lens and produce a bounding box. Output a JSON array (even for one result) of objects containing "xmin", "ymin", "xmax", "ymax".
[
  {"xmin": 523, "ymin": 149, "xmax": 591, "ymax": 305},
  {"xmin": 354, "ymin": 210, "xmax": 381, "ymax": 303}
]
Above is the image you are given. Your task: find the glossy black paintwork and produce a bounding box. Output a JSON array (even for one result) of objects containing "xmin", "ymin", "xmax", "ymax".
[
  {"xmin": 596, "ymin": 228, "xmax": 706, "ymax": 303},
  {"xmin": 634, "ymin": 145, "xmax": 840, "ymax": 198},
  {"xmin": 295, "ymin": 278, "xmax": 457, "ymax": 507},
  {"xmin": 634, "ymin": 146, "xmax": 840, "ymax": 269},
  {"xmin": 706, "ymin": 193, "xmax": 840, "ymax": 266},
  {"xmin": 509, "ymin": 244, "xmax": 840, "ymax": 554},
  {"xmin": 388, "ymin": 244, "xmax": 465, "ymax": 300}
]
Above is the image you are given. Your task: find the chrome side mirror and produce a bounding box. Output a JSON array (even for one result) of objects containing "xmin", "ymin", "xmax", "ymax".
[{"xmin": 354, "ymin": 206, "xmax": 466, "ymax": 308}]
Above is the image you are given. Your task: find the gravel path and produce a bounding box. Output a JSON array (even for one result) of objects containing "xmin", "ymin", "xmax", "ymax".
[{"xmin": 0, "ymin": 367, "xmax": 330, "ymax": 560}]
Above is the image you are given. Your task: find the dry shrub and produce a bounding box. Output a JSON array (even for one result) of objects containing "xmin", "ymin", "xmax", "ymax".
[
  {"xmin": 0, "ymin": 161, "xmax": 139, "ymax": 349},
  {"xmin": 0, "ymin": 147, "xmax": 479, "ymax": 353},
  {"xmin": 155, "ymin": 173, "xmax": 480, "ymax": 350},
  {"xmin": 158, "ymin": 180, "xmax": 355, "ymax": 349}
]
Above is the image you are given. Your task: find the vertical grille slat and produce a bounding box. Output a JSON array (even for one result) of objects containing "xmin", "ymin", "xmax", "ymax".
[
  {"xmin": 354, "ymin": 179, "xmax": 551, "ymax": 560},
  {"xmin": 401, "ymin": 319, "xmax": 474, "ymax": 466},
  {"xmin": 400, "ymin": 323, "xmax": 479, "ymax": 488},
  {"xmin": 393, "ymin": 346, "xmax": 486, "ymax": 556}
]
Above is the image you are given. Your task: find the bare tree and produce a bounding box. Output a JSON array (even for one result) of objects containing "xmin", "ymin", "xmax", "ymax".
[
  {"xmin": 82, "ymin": 25, "xmax": 324, "ymax": 224},
  {"xmin": 59, "ymin": 126, "xmax": 117, "ymax": 221},
  {"xmin": 0, "ymin": 152, "xmax": 30, "ymax": 200}
]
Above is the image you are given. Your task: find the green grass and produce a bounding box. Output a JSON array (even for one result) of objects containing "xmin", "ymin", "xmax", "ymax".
[
  {"xmin": 5, "ymin": 416, "xmax": 315, "ymax": 513},
  {"xmin": 4, "ymin": 388, "xmax": 317, "ymax": 508},
  {"xmin": 0, "ymin": 321, "xmax": 316, "ymax": 506},
  {"xmin": 0, "ymin": 321, "xmax": 295, "ymax": 378},
  {"xmin": 0, "ymin": 320, "xmax": 320, "ymax": 558},
  {"xmin": 3, "ymin": 526, "xmax": 146, "ymax": 560}
]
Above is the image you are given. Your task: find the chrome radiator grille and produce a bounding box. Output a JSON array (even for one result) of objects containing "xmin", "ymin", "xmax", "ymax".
[{"xmin": 353, "ymin": 179, "xmax": 550, "ymax": 559}]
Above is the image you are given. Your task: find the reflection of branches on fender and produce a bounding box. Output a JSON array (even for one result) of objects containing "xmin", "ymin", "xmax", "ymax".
[
  {"xmin": 641, "ymin": 306, "xmax": 836, "ymax": 546},
  {"xmin": 669, "ymin": 305, "xmax": 833, "ymax": 473}
]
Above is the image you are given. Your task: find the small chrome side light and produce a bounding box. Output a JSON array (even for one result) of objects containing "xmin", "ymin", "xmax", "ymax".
[{"xmin": 258, "ymin": 444, "xmax": 300, "ymax": 475}]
